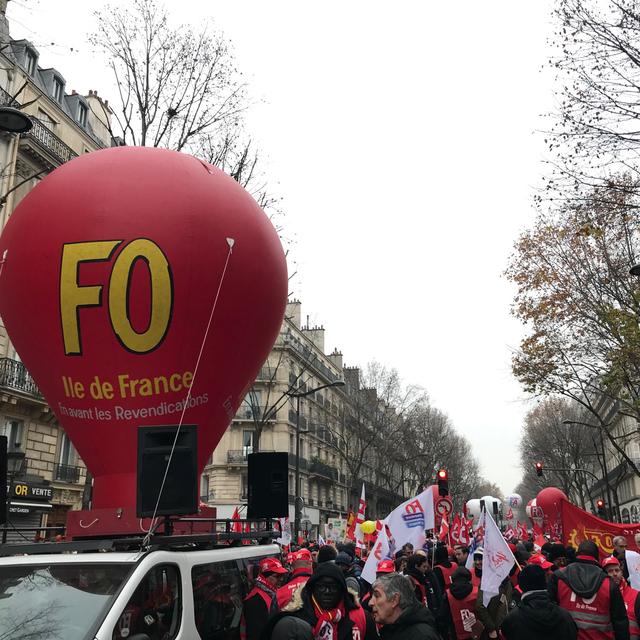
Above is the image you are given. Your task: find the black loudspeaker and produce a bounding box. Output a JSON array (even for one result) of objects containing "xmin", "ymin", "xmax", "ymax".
[
  {"xmin": 479, "ymin": 499, "xmax": 485, "ymax": 513},
  {"xmin": 137, "ymin": 425, "xmax": 197, "ymax": 518},
  {"xmin": 0, "ymin": 436, "xmax": 6, "ymax": 526},
  {"xmin": 247, "ymin": 452, "xmax": 288, "ymax": 518}
]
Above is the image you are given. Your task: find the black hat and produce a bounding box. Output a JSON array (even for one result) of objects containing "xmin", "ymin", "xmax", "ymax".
[
  {"xmin": 548, "ymin": 543, "xmax": 567, "ymax": 562},
  {"xmin": 451, "ymin": 567, "xmax": 472, "ymax": 583},
  {"xmin": 334, "ymin": 552, "xmax": 352, "ymax": 567},
  {"xmin": 515, "ymin": 549, "xmax": 531, "ymax": 565},
  {"xmin": 518, "ymin": 565, "xmax": 547, "ymax": 593},
  {"xmin": 270, "ymin": 616, "xmax": 313, "ymax": 640},
  {"xmin": 577, "ymin": 540, "xmax": 599, "ymax": 560}
]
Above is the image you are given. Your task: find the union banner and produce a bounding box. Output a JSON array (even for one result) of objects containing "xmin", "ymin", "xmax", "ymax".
[{"xmin": 561, "ymin": 500, "xmax": 640, "ymax": 555}]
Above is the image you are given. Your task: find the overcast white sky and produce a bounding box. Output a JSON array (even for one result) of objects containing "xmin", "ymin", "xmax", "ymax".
[{"xmin": 7, "ymin": 0, "xmax": 556, "ymax": 495}]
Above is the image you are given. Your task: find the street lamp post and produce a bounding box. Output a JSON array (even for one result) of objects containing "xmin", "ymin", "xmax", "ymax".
[
  {"xmin": 562, "ymin": 419, "xmax": 617, "ymax": 521},
  {"xmin": 288, "ymin": 380, "xmax": 345, "ymax": 543}
]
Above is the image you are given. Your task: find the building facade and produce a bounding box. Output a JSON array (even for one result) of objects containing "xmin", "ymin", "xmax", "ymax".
[
  {"xmin": 0, "ymin": 4, "xmax": 113, "ymax": 540},
  {"xmin": 205, "ymin": 300, "xmax": 409, "ymax": 539}
]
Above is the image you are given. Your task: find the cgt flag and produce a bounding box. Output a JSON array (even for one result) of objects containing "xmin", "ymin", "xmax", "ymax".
[
  {"xmin": 385, "ymin": 487, "xmax": 435, "ymax": 551},
  {"xmin": 481, "ymin": 508, "xmax": 516, "ymax": 606},
  {"xmin": 362, "ymin": 526, "xmax": 391, "ymax": 585}
]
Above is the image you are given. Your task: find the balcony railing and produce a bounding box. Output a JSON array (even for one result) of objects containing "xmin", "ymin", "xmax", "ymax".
[
  {"xmin": 24, "ymin": 117, "xmax": 78, "ymax": 165},
  {"xmin": 309, "ymin": 459, "xmax": 338, "ymax": 481},
  {"xmin": 288, "ymin": 453, "xmax": 308, "ymax": 470},
  {"xmin": 0, "ymin": 87, "xmax": 78, "ymax": 167},
  {"xmin": 227, "ymin": 449, "xmax": 274, "ymax": 463},
  {"xmin": 53, "ymin": 463, "xmax": 81, "ymax": 483},
  {"xmin": 0, "ymin": 358, "xmax": 43, "ymax": 399}
]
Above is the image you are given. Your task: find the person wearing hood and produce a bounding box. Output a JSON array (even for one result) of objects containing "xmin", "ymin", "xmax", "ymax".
[
  {"xmin": 261, "ymin": 562, "xmax": 377, "ymax": 640},
  {"xmin": 441, "ymin": 566, "xmax": 483, "ymax": 639},
  {"xmin": 335, "ymin": 551, "xmax": 362, "ymax": 598},
  {"xmin": 470, "ymin": 549, "xmax": 483, "ymax": 587},
  {"xmin": 434, "ymin": 544, "xmax": 457, "ymax": 592},
  {"xmin": 501, "ymin": 564, "xmax": 577, "ymax": 640},
  {"xmin": 369, "ymin": 572, "xmax": 440, "ymax": 640},
  {"xmin": 548, "ymin": 539, "xmax": 629, "ymax": 639}
]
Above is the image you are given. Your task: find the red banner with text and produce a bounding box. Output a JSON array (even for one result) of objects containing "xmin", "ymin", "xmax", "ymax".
[{"xmin": 561, "ymin": 500, "xmax": 640, "ymax": 556}]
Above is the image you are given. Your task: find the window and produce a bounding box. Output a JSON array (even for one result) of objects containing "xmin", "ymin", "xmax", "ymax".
[
  {"xmin": 242, "ymin": 431, "xmax": 254, "ymax": 456},
  {"xmin": 37, "ymin": 109, "xmax": 55, "ymax": 131},
  {"xmin": 53, "ymin": 77, "xmax": 63, "ymax": 103},
  {"xmin": 191, "ymin": 560, "xmax": 243, "ymax": 639},
  {"xmin": 241, "ymin": 474, "xmax": 248, "ymax": 500},
  {"xmin": 25, "ymin": 49, "xmax": 37, "ymax": 76},
  {"xmin": 2, "ymin": 419, "xmax": 25, "ymax": 452},
  {"xmin": 77, "ymin": 102, "xmax": 88, "ymax": 127},
  {"xmin": 200, "ymin": 474, "xmax": 209, "ymax": 502},
  {"xmin": 289, "ymin": 434, "xmax": 295, "ymax": 454},
  {"xmin": 112, "ymin": 564, "xmax": 181, "ymax": 640},
  {"xmin": 57, "ymin": 432, "xmax": 76, "ymax": 466}
]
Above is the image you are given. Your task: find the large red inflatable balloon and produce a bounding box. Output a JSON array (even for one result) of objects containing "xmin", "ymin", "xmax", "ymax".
[
  {"xmin": 536, "ymin": 487, "xmax": 568, "ymax": 531},
  {"xmin": 0, "ymin": 147, "xmax": 287, "ymax": 509}
]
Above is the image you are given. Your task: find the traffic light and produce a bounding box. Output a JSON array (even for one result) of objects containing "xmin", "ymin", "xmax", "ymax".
[
  {"xmin": 437, "ymin": 469, "xmax": 449, "ymax": 497},
  {"xmin": 596, "ymin": 499, "xmax": 606, "ymax": 518},
  {"xmin": 535, "ymin": 462, "xmax": 543, "ymax": 477}
]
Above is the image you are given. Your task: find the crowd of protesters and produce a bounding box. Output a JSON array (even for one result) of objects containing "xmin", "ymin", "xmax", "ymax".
[{"xmin": 240, "ymin": 532, "xmax": 640, "ymax": 639}]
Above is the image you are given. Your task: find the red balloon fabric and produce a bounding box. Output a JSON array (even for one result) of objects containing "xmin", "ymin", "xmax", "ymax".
[
  {"xmin": 536, "ymin": 487, "xmax": 569, "ymax": 533},
  {"xmin": 0, "ymin": 147, "xmax": 288, "ymax": 509}
]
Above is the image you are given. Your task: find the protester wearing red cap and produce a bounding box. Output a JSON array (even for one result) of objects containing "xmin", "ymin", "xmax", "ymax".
[
  {"xmin": 276, "ymin": 549, "xmax": 314, "ymax": 610},
  {"xmin": 240, "ymin": 557, "xmax": 287, "ymax": 640},
  {"xmin": 603, "ymin": 556, "xmax": 640, "ymax": 640},
  {"xmin": 361, "ymin": 559, "xmax": 396, "ymax": 612},
  {"xmin": 528, "ymin": 553, "xmax": 554, "ymax": 573}
]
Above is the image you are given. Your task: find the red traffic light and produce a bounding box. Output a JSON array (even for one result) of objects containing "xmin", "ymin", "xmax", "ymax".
[
  {"xmin": 535, "ymin": 462, "xmax": 543, "ymax": 477},
  {"xmin": 437, "ymin": 469, "xmax": 448, "ymax": 480},
  {"xmin": 596, "ymin": 499, "xmax": 605, "ymax": 508}
]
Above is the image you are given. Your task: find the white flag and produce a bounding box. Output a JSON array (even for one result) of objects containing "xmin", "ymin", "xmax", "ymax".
[
  {"xmin": 481, "ymin": 508, "xmax": 515, "ymax": 606},
  {"xmin": 355, "ymin": 484, "xmax": 367, "ymax": 549},
  {"xmin": 276, "ymin": 517, "xmax": 291, "ymax": 547},
  {"xmin": 626, "ymin": 550, "xmax": 640, "ymax": 591},
  {"xmin": 384, "ymin": 487, "xmax": 435, "ymax": 551},
  {"xmin": 362, "ymin": 527, "xmax": 391, "ymax": 585}
]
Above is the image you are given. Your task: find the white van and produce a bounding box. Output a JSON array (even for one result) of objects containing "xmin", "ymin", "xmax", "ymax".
[{"xmin": 0, "ymin": 534, "xmax": 281, "ymax": 640}]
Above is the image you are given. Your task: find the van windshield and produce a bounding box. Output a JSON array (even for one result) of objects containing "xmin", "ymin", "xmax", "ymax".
[{"xmin": 0, "ymin": 562, "xmax": 133, "ymax": 640}]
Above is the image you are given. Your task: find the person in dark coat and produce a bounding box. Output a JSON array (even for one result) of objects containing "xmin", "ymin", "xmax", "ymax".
[
  {"xmin": 261, "ymin": 562, "xmax": 377, "ymax": 640},
  {"xmin": 502, "ymin": 564, "xmax": 577, "ymax": 640},
  {"xmin": 242, "ymin": 557, "xmax": 288, "ymax": 640},
  {"xmin": 405, "ymin": 553, "xmax": 444, "ymax": 619},
  {"xmin": 369, "ymin": 572, "xmax": 440, "ymax": 640},
  {"xmin": 548, "ymin": 539, "xmax": 629, "ymax": 640}
]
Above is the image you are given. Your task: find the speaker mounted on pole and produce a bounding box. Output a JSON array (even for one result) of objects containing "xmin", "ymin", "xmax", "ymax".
[{"xmin": 247, "ymin": 452, "xmax": 288, "ymax": 518}]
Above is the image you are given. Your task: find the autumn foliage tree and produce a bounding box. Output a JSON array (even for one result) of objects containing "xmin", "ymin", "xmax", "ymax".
[{"xmin": 506, "ymin": 178, "xmax": 640, "ymax": 476}]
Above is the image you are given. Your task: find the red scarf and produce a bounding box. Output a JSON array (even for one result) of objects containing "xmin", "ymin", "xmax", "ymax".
[{"xmin": 311, "ymin": 595, "xmax": 346, "ymax": 640}]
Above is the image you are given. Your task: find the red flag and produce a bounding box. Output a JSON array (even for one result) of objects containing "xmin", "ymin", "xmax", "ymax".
[
  {"xmin": 438, "ymin": 513, "xmax": 450, "ymax": 542},
  {"xmin": 517, "ymin": 521, "xmax": 528, "ymax": 540},
  {"xmin": 450, "ymin": 513, "xmax": 462, "ymax": 545},
  {"xmin": 231, "ymin": 507, "xmax": 242, "ymax": 534},
  {"xmin": 504, "ymin": 526, "xmax": 516, "ymax": 541},
  {"xmin": 346, "ymin": 508, "xmax": 356, "ymax": 541},
  {"xmin": 459, "ymin": 518, "xmax": 472, "ymax": 546}
]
